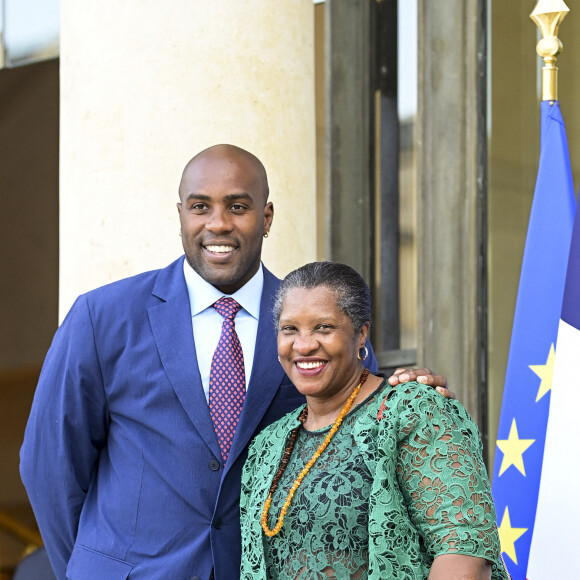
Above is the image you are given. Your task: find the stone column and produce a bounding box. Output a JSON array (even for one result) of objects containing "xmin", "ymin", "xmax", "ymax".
[
  {"xmin": 59, "ymin": 0, "xmax": 316, "ymax": 315},
  {"xmin": 324, "ymin": 0, "xmax": 373, "ymax": 280},
  {"xmin": 416, "ymin": 0, "xmax": 487, "ymax": 429}
]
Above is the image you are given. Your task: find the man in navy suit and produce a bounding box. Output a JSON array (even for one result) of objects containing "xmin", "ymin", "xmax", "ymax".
[{"xmin": 20, "ymin": 144, "xmax": 447, "ymax": 580}]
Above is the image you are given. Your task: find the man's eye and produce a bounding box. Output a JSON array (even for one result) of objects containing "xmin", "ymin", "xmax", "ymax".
[
  {"xmin": 230, "ymin": 204, "xmax": 247, "ymax": 212},
  {"xmin": 190, "ymin": 203, "xmax": 208, "ymax": 211}
]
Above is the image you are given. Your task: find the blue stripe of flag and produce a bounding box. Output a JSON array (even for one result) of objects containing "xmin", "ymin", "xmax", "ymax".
[{"xmin": 562, "ymin": 190, "xmax": 580, "ymax": 329}]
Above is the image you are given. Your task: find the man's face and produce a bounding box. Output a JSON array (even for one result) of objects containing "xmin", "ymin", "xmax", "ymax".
[{"xmin": 177, "ymin": 150, "xmax": 274, "ymax": 294}]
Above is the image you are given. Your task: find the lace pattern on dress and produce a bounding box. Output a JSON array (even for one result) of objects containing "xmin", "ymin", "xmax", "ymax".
[
  {"xmin": 240, "ymin": 381, "xmax": 508, "ymax": 580},
  {"xmin": 264, "ymin": 401, "xmax": 373, "ymax": 579}
]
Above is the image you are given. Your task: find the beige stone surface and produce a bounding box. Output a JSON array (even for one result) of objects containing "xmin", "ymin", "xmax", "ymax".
[{"xmin": 60, "ymin": 1, "xmax": 316, "ymax": 317}]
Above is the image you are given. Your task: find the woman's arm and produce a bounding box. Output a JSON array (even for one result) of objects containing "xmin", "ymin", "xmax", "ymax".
[
  {"xmin": 429, "ymin": 554, "xmax": 492, "ymax": 580},
  {"xmin": 394, "ymin": 383, "xmax": 503, "ymax": 575}
]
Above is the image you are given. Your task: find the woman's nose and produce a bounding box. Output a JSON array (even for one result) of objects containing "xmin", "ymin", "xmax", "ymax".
[{"xmin": 293, "ymin": 334, "xmax": 318, "ymax": 354}]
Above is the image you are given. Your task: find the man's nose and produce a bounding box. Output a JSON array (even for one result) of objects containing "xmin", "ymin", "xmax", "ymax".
[{"xmin": 205, "ymin": 209, "xmax": 233, "ymax": 233}]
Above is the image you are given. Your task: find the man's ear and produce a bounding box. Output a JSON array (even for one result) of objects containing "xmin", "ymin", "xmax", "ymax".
[{"xmin": 264, "ymin": 201, "xmax": 274, "ymax": 231}]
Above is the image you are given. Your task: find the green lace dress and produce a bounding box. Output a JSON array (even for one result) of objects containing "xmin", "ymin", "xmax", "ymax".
[{"xmin": 240, "ymin": 380, "xmax": 509, "ymax": 579}]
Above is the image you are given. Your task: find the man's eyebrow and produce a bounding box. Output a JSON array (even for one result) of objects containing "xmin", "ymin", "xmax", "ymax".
[
  {"xmin": 184, "ymin": 192, "xmax": 254, "ymax": 203},
  {"xmin": 223, "ymin": 193, "xmax": 253, "ymax": 202},
  {"xmin": 184, "ymin": 193, "xmax": 210, "ymax": 202}
]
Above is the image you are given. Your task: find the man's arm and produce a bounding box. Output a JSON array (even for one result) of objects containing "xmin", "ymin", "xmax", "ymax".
[
  {"xmin": 364, "ymin": 336, "xmax": 454, "ymax": 398},
  {"xmin": 20, "ymin": 295, "xmax": 109, "ymax": 579},
  {"xmin": 363, "ymin": 337, "xmax": 379, "ymax": 373}
]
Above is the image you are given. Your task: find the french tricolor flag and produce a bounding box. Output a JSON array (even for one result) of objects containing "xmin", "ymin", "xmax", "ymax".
[
  {"xmin": 527, "ymin": 187, "xmax": 580, "ymax": 579},
  {"xmin": 491, "ymin": 101, "xmax": 577, "ymax": 579}
]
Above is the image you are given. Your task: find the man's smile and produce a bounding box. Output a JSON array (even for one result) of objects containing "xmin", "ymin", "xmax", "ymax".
[{"xmin": 204, "ymin": 244, "xmax": 237, "ymax": 254}]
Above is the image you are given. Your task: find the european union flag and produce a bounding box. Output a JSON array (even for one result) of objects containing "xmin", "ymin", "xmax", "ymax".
[{"xmin": 491, "ymin": 101, "xmax": 575, "ymax": 579}]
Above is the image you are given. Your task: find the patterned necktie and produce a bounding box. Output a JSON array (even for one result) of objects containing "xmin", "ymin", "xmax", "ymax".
[{"xmin": 209, "ymin": 297, "xmax": 246, "ymax": 462}]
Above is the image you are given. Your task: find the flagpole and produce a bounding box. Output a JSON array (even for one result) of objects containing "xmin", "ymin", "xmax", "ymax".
[{"xmin": 530, "ymin": 0, "xmax": 569, "ymax": 102}]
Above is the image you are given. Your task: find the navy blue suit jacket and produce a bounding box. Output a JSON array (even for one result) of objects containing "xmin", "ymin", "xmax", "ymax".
[{"xmin": 20, "ymin": 257, "xmax": 376, "ymax": 580}]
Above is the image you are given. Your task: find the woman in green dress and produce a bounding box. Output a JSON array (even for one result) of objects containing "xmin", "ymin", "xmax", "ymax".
[{"xmin": 240, "ymin": 261, "xmax": 509, "ymax": 580}]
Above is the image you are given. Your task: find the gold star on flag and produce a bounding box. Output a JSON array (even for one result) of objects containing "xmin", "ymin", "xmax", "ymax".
[
  {"xmin": 498, "ymin": 506, "xmax": 527, "ymax": 565},
  {"xmin": 496, "ymin": 418, "xmax": 534, "ymax": 476},
  {"xmin": 529, "ymin": 343, "xmax": 555, "ymax": 402}
]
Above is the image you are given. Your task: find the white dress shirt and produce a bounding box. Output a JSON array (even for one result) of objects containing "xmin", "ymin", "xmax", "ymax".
[{"xmin": 183, "ymin": 259, "xmax": 263, "ymax": 403}]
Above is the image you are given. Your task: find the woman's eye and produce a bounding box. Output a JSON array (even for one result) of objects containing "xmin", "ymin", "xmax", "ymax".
[
  {"xmin": 316, "ymin": 324, "xmax": 333, "ymax": 332},
  {"xmin": 279, "ymin": 325, "xmax": 296, "ymax": 333}
]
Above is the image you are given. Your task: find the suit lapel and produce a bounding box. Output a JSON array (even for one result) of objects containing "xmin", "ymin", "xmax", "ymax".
[
  {"xmin": 226, "ymin": 267, "xmax": 285, "ymax": 469},
  {"xmin": 148, "ymin": 257, "xmax": 221, "ymax": 460}
]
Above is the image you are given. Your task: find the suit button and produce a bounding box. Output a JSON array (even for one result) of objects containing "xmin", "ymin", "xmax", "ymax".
[
  {"xmin": 213, "ymin": 517, "xmax": 223, "ymax": 529},
  {"xmin": 209, "ymin": 459, "xmax": 221, "ymax": 471},
  {"xmin": 190, "ymin": 577, "xmax": 201, "ymax": 580}
]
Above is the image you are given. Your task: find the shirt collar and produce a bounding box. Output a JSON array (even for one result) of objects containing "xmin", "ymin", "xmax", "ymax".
[{"xmin": 183, "ymin": 258, "xmax": 264, "ymax": 320}]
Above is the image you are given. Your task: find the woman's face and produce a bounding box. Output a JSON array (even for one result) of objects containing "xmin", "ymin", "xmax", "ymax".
[{"xmin": 277, "ymin": 286, "xmax": 368, "ymax": 400}]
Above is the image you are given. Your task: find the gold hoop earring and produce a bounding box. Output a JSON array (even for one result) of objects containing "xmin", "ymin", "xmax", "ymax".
[
  {"xmin": 263, "ymin": 231, "xmax": 269, "ymax": 238},
  {"xmin": 357, "ymin": 345, "xmax": 368, "ymax": 361}
]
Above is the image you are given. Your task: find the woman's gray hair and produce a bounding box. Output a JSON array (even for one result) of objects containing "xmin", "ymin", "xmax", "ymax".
[{"xmin": 273, "ymin": 261, "xmax": 371, "ymax": 334}]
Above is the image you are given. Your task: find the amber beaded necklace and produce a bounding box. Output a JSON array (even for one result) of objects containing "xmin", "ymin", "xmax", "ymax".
[{"xmin": 261, "ymin": 367, "xmax": 370, "ymax": 537}]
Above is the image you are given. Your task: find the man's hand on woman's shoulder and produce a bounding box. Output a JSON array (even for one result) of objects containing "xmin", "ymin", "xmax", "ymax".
[{"xmin": 387, "ymin": 367, "xmax": 456, "ymax": 400}]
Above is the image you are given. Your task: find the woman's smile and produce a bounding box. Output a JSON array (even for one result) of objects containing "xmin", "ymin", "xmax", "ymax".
[{"xmin": 294, "ymin": 359, "xmax": 327, "ymax": 374}]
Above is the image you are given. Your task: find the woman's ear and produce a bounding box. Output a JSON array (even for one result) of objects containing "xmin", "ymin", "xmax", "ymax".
[{"xmin": 359, "ymin": 322, "xmax": 370, "ymax": 347}]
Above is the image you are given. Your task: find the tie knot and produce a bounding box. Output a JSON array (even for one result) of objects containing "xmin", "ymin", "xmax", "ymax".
[{"xmin": 214, "ymin": 297, "xmax": 242, "ymax": 320}]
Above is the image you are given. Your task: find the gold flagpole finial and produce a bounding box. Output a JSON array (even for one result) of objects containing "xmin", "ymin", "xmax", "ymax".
[{"xmin": 530, "ymin": 0, "xmax": 570, "ymax": 102}]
